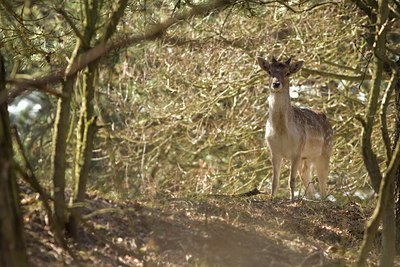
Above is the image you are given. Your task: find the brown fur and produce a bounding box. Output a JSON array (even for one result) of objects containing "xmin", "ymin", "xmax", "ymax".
[{"xmin": 258, "ymin": 56, "xmax": 333, "ymax": 200}]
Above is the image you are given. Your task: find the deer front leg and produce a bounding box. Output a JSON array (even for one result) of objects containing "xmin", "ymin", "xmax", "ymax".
[
  {"xmin": 271, "ymin": 154, "xmax": 282, "ymax": 199},
  {"xmin": 289, "ymin": 156, "xmax": 301, "ymax": 200}
]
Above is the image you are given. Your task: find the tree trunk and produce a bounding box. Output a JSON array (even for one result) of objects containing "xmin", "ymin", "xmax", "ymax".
[
  {"xmin": 355, "ymin": 54, "xmax": 385, "ymax": 267},
  {"xmin": 0, "ymin": 53, "xmax": 29, "ymax": 267},
  {"xmin": 353, "ymin": 0, "xmax": 400, "ymax": 255},
  {"xmin": 51, "ymin": 76, "xmax": 75, "ymax": 231},
  {"xmin": 68, "ymin": 63, "xmax": 98, "ymax": 238},
  {"xmin": 394, "ymin": 59, "xmax": 400, "ymax": 253},
  {"xmin": 356, "ymin": 0, "xmax": 398, "ymax": 265},
  {"xmin": 50, "ymin": 0, "xmax": 98, "ymax": 234},
  {"xmin": 375, "ymin": 0, "xmax": 396, "ymax": 264},
  {"xmin": 66, "ymin": 0, "xmax": 100, "ymax": 239},
  {"xmin": 67, "ymin": 0, "xmax": 128, "ymax": 239},
  {"xmin": 382, "ymin": 180, "xmax": 395, "ymax": 265}
]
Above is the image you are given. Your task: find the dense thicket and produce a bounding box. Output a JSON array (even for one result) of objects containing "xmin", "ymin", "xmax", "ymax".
[
  {"xmin": 90, "ymin": 2, "xmax": 372, "ymax": 199},
  {"xmin": 2, "ymin": 1, "xmax": 378, "ymax": 198},
  {"xmin": 1, "ymin": 0, "xmax": 400, "ymax": 266}
]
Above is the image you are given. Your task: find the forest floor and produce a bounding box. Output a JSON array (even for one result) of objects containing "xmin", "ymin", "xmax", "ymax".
[{"xmin": 22, "ymin": 188, "xmax": 400, "ymax": 267}]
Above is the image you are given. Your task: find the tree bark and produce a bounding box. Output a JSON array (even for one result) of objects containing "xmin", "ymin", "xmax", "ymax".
[
  {"xmin": 67, "ymin": 0, "xmax": 128, "ymax": 239},
  {"xmin": 0, "ymin": 53, "xmax": 29, "ymax": 267},
  {"xmin": 68, "ymin": 63, "xmax": 98, "ymax": 238},
  {"xmin": 355, "ymin": 54, "xmax": 385, "ymax": 267},
  {"xmin": 65, "ymin": 0, "xmax": 100, "ymax": 239},
  {"xmin": 360, "ymin": 53, "xmax": 383, "ymax": 193},
  {"xmin": 50, "ymin": 0, "xmax": 101, "ymax": 235},
  {"xmin": 356, "ymin": 0, "xmax": 398, "ymax": 265},
  {"xmin": 375, "ymin": 1, "xmax": 396, "ymax": 265},
  {"xmin": 353, "ymin": 0, "xmax": 400, "ymax": 256},
  {"xmin": 381, "ymin": 180, "xmax": 395, "ymax": 266},
  {"xmin": 394, "ymin": 59, "xmax": 400, "ymax": 252},
  {"xmin": 51, "ymin": 76, "xmax": 75, "ymax": 230}
]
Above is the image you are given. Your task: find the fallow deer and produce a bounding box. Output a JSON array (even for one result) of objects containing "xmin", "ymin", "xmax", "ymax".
[{"xmin": 257, "ymin": 56, "xmax": 333, "ymax": 200}]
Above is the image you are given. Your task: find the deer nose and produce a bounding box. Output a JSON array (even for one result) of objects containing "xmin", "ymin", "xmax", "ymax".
[{"xmin": 272, "ymin": 81, "xmax": 281, "ymax": 88}]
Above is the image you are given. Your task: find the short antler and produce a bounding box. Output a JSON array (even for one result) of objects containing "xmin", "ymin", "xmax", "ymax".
[{"xmin": 285, "ymin": 56, "xmax": 292, "ymax": 65}]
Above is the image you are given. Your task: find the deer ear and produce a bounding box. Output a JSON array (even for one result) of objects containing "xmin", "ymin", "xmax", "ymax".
[
  {"xmin": 289, "ymin": 60, "xmax": 304, "ymax": 74},
  {"xmin": 257, "ymin": 57, "xmax": 270, "ymax": 73}
]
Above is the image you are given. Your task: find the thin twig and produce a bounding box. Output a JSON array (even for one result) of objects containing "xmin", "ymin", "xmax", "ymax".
[
  {"xmin": 380, "ymin": 71, "xmax": 397, "ymax": 163},
  {"xmin": 3, "ymin": 0, "xmax": 241, "ymax": 105},
  {"xmin": 55, "ymin": 7, "xmax": 88, "ymax": 48}
]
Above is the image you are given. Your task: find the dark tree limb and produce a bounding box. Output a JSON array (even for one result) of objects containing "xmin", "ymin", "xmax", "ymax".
[
  {"xmin": 380, "ymin": 72, "xmax": 397, "ymax": 163},
  {"xmin": 55, "ymin": 6, "xmax": 88, "ymax": 48},
  {"xmin": 356, "ymin": 0, "xmax": 396, "ymax": 265},
  {"xmin": 2, "ymin": 0, "xmax": 243, "ymax": 105},
  {"xmin": 0, "ymin": 51, "xmax": 29, "ymax": 267}
]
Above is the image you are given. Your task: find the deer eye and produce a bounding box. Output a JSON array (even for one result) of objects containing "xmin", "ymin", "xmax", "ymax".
[
  {"xmin": 268, "ymin": 71, "xmax": 271, "ymax": 75},
  {"xmin": 286, "ymin": 72, "xmax": 290, "ymax": 76}
]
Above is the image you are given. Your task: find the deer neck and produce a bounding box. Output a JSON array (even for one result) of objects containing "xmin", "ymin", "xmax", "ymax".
[{"xmin": 268, "ymin": 91, "xmax": 293, "ymax": 133}]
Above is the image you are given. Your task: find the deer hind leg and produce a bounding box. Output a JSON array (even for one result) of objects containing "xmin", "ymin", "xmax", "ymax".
[
  {"xmin": 315, "ymin": 156, "xmax": 329, "ymax": 199},
  {"xmin": 299, "ymin": 159, "xmax": 316, "ymax": 198},
  {"xmin": 271, "ymin": 155, "xmax": 282, "ymax": 199},
  {"xmin": 289, "ymin": 156, "xmax": 301, "ymax": 200}
]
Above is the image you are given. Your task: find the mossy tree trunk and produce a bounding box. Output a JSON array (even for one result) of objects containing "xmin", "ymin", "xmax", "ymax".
[
  {"xmin": 50, "ymin": 35, "xmax": 83, "ymax": 233},
  {"xmin": 50, "ymin": 0, "xmax": 101, "ymax": 234},
  {"xmin": 394, "ymin": 64, "xmax": 400, "ymax": 252},
  {"xmin": 65, "ymin": 0, "xmax": 100, "ymax": 239},
  {"xmin": 67, "ymin": 0, "xmax": 128, "ymax": 239},
  {"xmin": 353, "ymin": 0, "xmax": 400, "ymax": 256},
  {"xmin": 51, "ymin": 75, "xmax": 75, "ymax": 232},
  {"xmin": 355, "ymin": 0, "xmax": 399, "ymax": 266},
  {"xmin": 0, "ymin": 53, "xmax": 29, "ymax": 267},
  {"xmin": 68, "ymin": 62, "xmax": 98, "ymax": 238}
]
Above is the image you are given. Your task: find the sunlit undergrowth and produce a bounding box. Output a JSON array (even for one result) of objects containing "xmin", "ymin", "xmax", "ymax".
[
  {"xmin": 4, "ymin": 1, "xmax": 400, "ymax": 266},
  {"xmin": 86, "ymin": 1, "xmax": 385, "ymax": 202},
  {"xmin": 13, "ymin": 1, "xmax": 385, "ymax": 203}
]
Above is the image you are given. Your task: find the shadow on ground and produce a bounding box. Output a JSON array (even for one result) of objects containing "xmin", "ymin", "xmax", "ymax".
[{"xmin": 25, "ymin": 193, "xmax": 372, "ymax": 266}]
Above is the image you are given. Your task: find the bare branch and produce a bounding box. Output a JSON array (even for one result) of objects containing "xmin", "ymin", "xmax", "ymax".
[
  {"xmin": 301, "ymin": 67, "xmax": 372, "ymax": 82},
  {"xmin": 3, "ymin": 0, "xmax": 241, "ymax": 104},
  {"xmin": 250, "ymin": 0, "xmax": 338, "ymax": 12},
  {"xmin": 380, "ymin": 71, "xmax": 397, "ymax": 163},
  {"xmin": 2, "ymin": 78, "xmax": 62, "ymax": 104},
  {"xmin": 101, "ymin": 0, "xmax": 129, "ymax": 42},
  {"xmin": 55, "ymin": 7, "xmax": 88, "ymax": 48}
]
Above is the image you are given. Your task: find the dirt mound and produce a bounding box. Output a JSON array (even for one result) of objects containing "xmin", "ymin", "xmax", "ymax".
[{"xmin": 24, "ymin": 193, "xmax": 373, "ymax": 266}]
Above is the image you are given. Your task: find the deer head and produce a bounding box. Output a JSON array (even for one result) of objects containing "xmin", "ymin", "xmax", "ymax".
[{"xmin": 257, "ymin": 56, "xmax": 304, "ymax": 93}]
